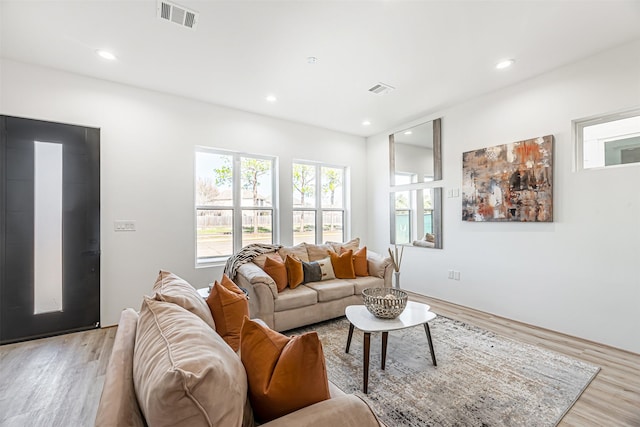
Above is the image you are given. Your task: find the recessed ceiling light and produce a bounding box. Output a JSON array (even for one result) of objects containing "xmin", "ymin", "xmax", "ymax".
[
  {"xmin": 266, "ymin": 95, "xmax": 277, "ymax": 103},
  {"xmin": 496, "ymin": 59, "xmax": 515, "ymax": 70},
  {"xmin": 362, "ymin": 120, "xmax": 371, "ymax": 126},
  {"xmin": 404, "ymin": 130, "xmax": 413, "ymax": 135},
  {"xmin": 96, "ymin": 50, "xmax": 117, "ymax": 61},
  {"xmin": 307, "ymin": 56, "xmax": 318, "ymax": 64}
]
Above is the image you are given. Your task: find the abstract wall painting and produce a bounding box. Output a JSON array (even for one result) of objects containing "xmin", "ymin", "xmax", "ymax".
[{"xmin": 462, "ymin": 135, "xmax": 553, "ymax": 222}]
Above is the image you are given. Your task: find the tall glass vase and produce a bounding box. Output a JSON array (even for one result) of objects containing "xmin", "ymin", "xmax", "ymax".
[{"xmin": 393, "ymin": 271, "xmax": 401, "ymax": 289}]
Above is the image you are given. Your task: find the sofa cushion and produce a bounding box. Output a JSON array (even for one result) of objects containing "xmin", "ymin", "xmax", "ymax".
[
  {"xmin": 134, "ymin": 297, "xmax": 247, "ymax": 427},
  {"xmin": 342, "ymin": 246, "xmax": 369, "ymax": 277},
  {"xmin": 305, "ymin": 279, "xmax": 355, "ymax": 302},
  {"xmin": 305, "ymin": 243, "xmax": 335, "ymax": 261},
  {"xmin": 367, "ymin": 252, "xmax": 391, "ymax": 279},
  {"xmin": 326, "ymin": 237, "xmax": 360, "ymax": 253},
  {"xmin": 259, "ymin": 395, "xmax": 381, "ymax": 427},
  {"xmin": 152, "ymin": 270, "xmax": 216, "ymax": 329},
  {"xmin": 206, "ymin": 275, "xmax": 249, "ymax": 352},
  {"xmin": 351, "ymin": 276, "xmax": 385, "ymax": 295},
  {"xmin": 285, "ymin": 255, "xmax": 304, "ymax": 289},
  {"xmin": 253, "ymin": 252, "xmax": 283, "ymax": 270},
  {"xmin": 263, "ymin": 256, "xmax": 288, "ymax": 292},
  {"xmin": 279, "ymin": 242, "xmax": 309, "ymax": 263},
  {"xmin": 317, "ymin": 256, "xmax": 336, "ymax": 281},
  {"xmin": 274, "ymin": 285, "xmax": 318, "ymax": 312},
  {"xmin": 329, "ymin": 250, "xmax": 356, "ymax": 279},
  {"xmin": 240, "ymin": 318, "xmax": 330, "ymax": 423}
]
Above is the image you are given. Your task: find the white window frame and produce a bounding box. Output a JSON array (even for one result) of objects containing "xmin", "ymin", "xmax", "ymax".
[
  {"xmin": 574, "ymin": 107, "xmax": 640, "ymax": 171},
  {"xmin": 292, "ymin": 160, "xmax": 348, "ymax": 245},
  {"xmin": 195, "ymin": 147, "xmax": 278, "ymax": 266}
]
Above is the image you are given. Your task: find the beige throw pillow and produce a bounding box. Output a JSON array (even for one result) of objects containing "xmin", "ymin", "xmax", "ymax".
[
  {"xmin": 152, "ymin": 270, "xmax": 215, "ymax": 330},
  {"xmin": 326, "ymin": 237, "xmax": 360, "ymax": 254},
  {"xmin": 134, "ymin": 297, "xmax": 247, "ymax": 427},
  {"xmin": 279, "ymin": 243, "xmax": 310, "ymax": 263},
  {"xmin": 305, "ymin": 243, "xmax": 336, "ymax": 261}
]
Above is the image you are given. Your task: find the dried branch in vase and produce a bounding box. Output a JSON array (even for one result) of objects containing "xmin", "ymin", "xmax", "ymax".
[{"xmin": 388, "ymin": 245, "xmax": 404, "ymax": 272}]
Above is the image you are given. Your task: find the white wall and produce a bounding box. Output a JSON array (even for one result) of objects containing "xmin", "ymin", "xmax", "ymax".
[
  {"xmin": 367, "ymin": 40, "xmax": 640, "ymax": 354},
  {"xmin": 0, "ymin": 59, "xmax": 368, "ymax": 327}
]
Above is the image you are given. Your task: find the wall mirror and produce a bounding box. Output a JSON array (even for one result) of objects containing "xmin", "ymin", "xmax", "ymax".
[
  {"xmin": 389, "ymin": 118, "xmax": 443, "ymax": 249},
  {"xmin": 390, "ymin": 118, "xmax": 441, "ymax": 185}
]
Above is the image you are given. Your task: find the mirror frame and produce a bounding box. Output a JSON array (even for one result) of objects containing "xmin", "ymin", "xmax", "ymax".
[{"xmin": 389, "ymin": 118, "xmax": 443, "ymax": 249}]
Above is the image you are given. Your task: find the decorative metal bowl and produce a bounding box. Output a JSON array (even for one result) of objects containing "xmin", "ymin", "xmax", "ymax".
[{"xmin": 362, "ymin": 287, "xmax": 408, "ymax": 319}]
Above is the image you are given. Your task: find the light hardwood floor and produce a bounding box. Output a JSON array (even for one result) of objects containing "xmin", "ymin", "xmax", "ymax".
[
  {"xmin": 409, "ymin": 292, "xmax": 640, "ymax": 427},
  {"xmin": 0, "ymin": 296, "xmax": 638, "ymax": 426}
]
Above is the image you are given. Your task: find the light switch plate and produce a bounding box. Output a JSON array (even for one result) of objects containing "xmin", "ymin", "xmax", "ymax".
[{"xmin": 114, "ymin": 220, "xmax": 136, "ymax": 231}]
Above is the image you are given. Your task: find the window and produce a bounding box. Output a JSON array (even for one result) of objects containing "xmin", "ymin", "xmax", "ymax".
[
  {"xmin": 576, "ymin": 108, "xmax": 640, "ymax": 170},
  {"xmin": 292, "ymin": 162, "xmax": 346, "ymax": 245},
  {"xmin": 195, "ymin": 148, "xmax": 276, "ymax": 264}
]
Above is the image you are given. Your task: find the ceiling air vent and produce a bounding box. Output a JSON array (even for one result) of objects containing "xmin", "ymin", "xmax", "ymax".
[
  {"xmin": 368, "ymin": 82, "xmax": 395, "ymax": 95},
  {"xmin": 157, "ymin": 1, "xmax": 199, "ymax": 30}
]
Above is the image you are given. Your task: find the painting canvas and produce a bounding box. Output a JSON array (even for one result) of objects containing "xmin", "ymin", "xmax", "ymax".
[{"xmin": 462, "ymin": 135, "xmax": 553, "ymax": 222}]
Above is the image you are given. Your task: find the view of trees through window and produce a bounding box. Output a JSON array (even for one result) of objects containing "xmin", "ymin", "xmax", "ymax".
[
  {"xmin": 196, "ymin": 150, "xmax": 347, "ymax": 263},
  {"xmin": 196, "ymin": 150, "xmax": 274, "ymax": 262},
  {"xmin": 293, "ymin": 162, "xmax": 345, "ymax": 245}
]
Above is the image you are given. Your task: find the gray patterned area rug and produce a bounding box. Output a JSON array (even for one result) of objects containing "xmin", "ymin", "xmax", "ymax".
[{"xmin": 288, "ymin": 316, "xmax": 599, "ymax": 427}]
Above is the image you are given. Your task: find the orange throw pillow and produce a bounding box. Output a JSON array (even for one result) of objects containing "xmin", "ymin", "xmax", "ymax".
[
  {"xmin": 342, "ymin": 246, "xmax": 369, "ymax": 277},
  {"xmin": 240, "ymin": 317, "xmax": 330, "ymax": 423},
  {"xmin": 329, "ymin": 250, "xmax": 356, "ymax": 279},
  {"xmin": 264, "ymin": 256, "xmax": 288, "ymax": 292},
  {"xmin": 285, "ymin": 255, "xmax": 304, "ymax": 289},
  {"xmin": 205, "ymin": 275, "xmax": 249, "ymax": 351}
]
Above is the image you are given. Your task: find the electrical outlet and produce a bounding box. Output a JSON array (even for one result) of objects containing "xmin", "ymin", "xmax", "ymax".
[
  {"xmin": 448, "ymin": 270, "xmax": 454, "ymax": 279},
  {"xmin": 454, "ymin": 271, "xmax": 461, "ymax": 280},
  {"xmin": 114, "ymin": 220, "xmax": 136, "ymax": 232}
]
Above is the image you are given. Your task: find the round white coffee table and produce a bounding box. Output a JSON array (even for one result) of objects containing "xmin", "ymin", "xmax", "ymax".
[{"xmin": 345, "ymin": 301, "xmax": 437, "ymax": 393}]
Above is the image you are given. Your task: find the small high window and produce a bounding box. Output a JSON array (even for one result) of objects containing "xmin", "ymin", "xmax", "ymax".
[{"xmin": 575, "ymin": 108, "xmax": 640, "ymax": 170}]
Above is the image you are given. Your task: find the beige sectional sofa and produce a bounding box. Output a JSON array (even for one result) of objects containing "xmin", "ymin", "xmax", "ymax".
[
  {"xmin": 95, "ymin": 273, "xmax": 383, "ymax": 427},
  {"xmin": 234, "ymin": 242, "xmax": 393, "ymax": 332}
]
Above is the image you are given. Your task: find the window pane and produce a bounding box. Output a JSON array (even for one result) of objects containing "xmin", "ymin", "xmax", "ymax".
[
  {"xmin": 293, "ymin": 210, "xmax": 316, "ymax": 245},
  {"xmin": 241, "ymin": 157, "xmax": 273, "ymax": 207},
  {"xmin": 322, "ymin": 211, "xmax": 343, "ymax": 243},
  {"xmin": 196, "ymin": 209, "xmax": 233, "ymax": 260},
  {"xmin": 293, "ymin": 163, "xmax": 316, "ymax": 208},
  {"xmin": 423, "ymin": 189, "xmax": 434, "ymax": 235},
  {"xmin": 34, "ymin": 141, "xmax": 63, "ymax": 314},
  {"xmin": 395, "ymin": 210, "xmax": 411, "ymax": 244},
  {"xmin": 581, "ymin": 113, "xmax": 640, "ymax": 169},
  {"xmin": 242, "ymin": 209, "xmax": 273, "ymax": 246},
  {"xmin": 196, "ymin": 152, "xmax": 233, "ymax": 206},
  {"xmin": 395, "ymin": 191, "xmax": 410, "ymax": 210},
  {"xmin": 321, "ymin": 167, "xmax": 343, "ymax": 208}
]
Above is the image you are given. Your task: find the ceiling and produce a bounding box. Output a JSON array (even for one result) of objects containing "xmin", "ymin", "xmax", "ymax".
[{"xmin": 1, "ymin": 1, "xmax": 639, "ymax": 137}]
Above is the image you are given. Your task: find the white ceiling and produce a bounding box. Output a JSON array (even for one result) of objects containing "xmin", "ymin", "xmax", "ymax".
[{"xmin": 1, "ymin": 1, "xmax": 639, "ymax": 137}]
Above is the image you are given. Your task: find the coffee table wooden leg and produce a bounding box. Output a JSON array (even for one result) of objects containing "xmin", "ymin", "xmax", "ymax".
[
  {"xmin": 423, "ymin": 323, "xmax": 437, "ymax": 366},
  {"xmin": 363, "ymin": 332, "xmax": 371, "ymax": 393},
  {"xmin": 345, "ymin": 323, "xmax": 354, "ymax": 353},
  {"xmin": 381, "ymin": 331, "xmax": 388, "ymax": 370}
]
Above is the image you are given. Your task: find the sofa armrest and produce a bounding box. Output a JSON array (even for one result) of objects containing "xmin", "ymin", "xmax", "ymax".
[
  {"xmin": 95, "ymin": 309, "xmax": 145, "ymax": 427},
  {"xmin": 260, "ymin": 394, "xmax": 382, "ymax": 427},
  {"xmin": 367, "ymin": 251, "xmax": 393, "ymax": 287},
  {"xmin": 236, "ymin": 263, "xmax": 278, "ymax": 328}
]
